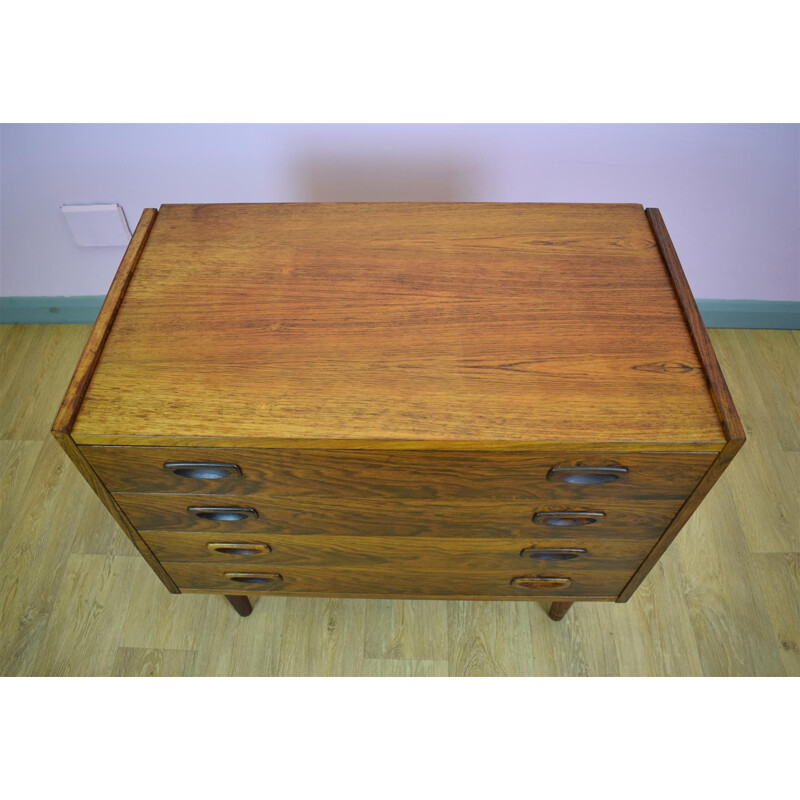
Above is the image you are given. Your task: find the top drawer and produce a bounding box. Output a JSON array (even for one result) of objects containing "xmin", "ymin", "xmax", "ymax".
[{"xmin": 81, "ymin": 446, "xmax": 716, "ymax": 501}]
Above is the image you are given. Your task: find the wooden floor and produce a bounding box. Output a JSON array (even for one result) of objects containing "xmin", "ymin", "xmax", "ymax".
[{"xmin": 0, "ymin": 325, "xmax": 797, "ymax": 676}]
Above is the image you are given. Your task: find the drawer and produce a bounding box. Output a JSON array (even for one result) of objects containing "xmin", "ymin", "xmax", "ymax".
[
  {"xmin": 117, "ymin": 493, "xmax": 682, "ymax": 539},
  {"xmin": 142, "ymin": 531, "xmax": 654, "ymax": 569},
  {"xmin": 84, "ymin": 446, "xmax": 715, "ymax": 500},
  {"xmin": 163, "ymin": 562, "xmax": 634, "ymax": 599}
]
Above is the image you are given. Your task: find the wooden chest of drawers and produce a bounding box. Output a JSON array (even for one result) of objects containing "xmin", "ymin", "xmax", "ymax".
[{"xmin": 53, "ymin": 203, "xmax": 744, "ymax": 621}]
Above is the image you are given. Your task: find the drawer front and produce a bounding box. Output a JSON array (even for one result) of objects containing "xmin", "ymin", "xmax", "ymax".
[
  {"xmin": 116, "ymin": 493, "xmax": 682, "ymax": 539},
  {"xmin": 84, "ymin": 446, "xmax": 715, "ymax": 500},
  {"xmin": 163, "ymin": 561, "xmax": 633, "ymax": 598},
  {"xmin": 141, "ymin": 531, "xmax": 653, "ymax": 569}
]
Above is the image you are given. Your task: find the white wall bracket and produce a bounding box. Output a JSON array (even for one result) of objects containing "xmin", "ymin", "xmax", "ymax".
[{"xmin": 61, "ymin": 203, "xmax": 131, "ymax": 247}]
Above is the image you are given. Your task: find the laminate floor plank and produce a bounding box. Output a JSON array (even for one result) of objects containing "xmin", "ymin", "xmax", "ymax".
[
  {"xmin": 365, "ymin": 599, "xmax": 449, "ymax": 661},
  {"xmin": 0, "ymin": 437, "xmax": 86, "ymax": 675},
  {"xmin": 675, "ymin": 492, "xmax": 786, "ymax": 677},
  {"xmin": 0, "ymin": 324, "xmax": 89, "ymax": 440},
  {"xmin": 117, "ymin": 578, "xmax": 286, "ymax": 677},
  {"xmin": 191, "ymin": 594, "xmax": 287, "ymax": 677},
  {"xmin": 611, "ymin": 549, "xmax": 704, "ymax": 676},
  {"xmin": 0, "ymin": 322, "xmax": 25, "ymax": 378},
  {"xmin": 447, "ymin": 601, "xmax": 537, "ymax": 676},
  {"xmin": 112, "ymin": 647, "xmax": 199, "ymax": 677},
  {"xmin": 69, "ymin": 490, "xmax": 139, "ymax": 558},
  {"xmin": 0, "ymin": 325, "xmax": 46, "ymax": 435},
  {"xmin": 751, "ymin": 553, "xmax": 800, "ymax": 676},
  {"xmin": 118, "ymin": 559, "xmax": 221, "ymax": 652},
  {"xmin": 787, "ymin": 451, "xmax": 800, "ymax": 486},
  {"xmin": 710, "ymin": 329, "xmax": 799, "ymax": 553},
  {"xmin": 0, "ymin": 324, "xmax": 796, "ymax": 676},
  {"xmin": 529, "ymin": 601, "xmax": 622, "ymax": 677},
  {"xmin": 277, "ymin": 598, "xmax": 367, "ymax": 676},
  {"xmin": 0, "ymin": 440, "xmax": 44, "ymax": 526},
  {"xmin": 30, "ymin": 554, "xmax": 140, "ymax": 676},
  {"xmin": 361, "ymin": 659, "xmax": 449, "ymax": 677},
  {"xmin": 738, "ymin": 330, "xmax": 799, "ymax": 451},
  {"xmin": 721, "ymin": 429, "xmax": 799, "ymax": 553}
]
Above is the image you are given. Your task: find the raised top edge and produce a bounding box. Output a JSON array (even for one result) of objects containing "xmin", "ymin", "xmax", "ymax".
[
  {"xmin": 52, "ymin": 208, "xmax": 158, "ymax": 436},
  {"xmin": 645, "ymin": 208, "xmax": 745, "ymax": 447}
]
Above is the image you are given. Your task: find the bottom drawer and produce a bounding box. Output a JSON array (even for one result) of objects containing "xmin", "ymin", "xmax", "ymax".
[{"xmin": 163, "ymin": 561, "xmax": 635, "ymax": 599}]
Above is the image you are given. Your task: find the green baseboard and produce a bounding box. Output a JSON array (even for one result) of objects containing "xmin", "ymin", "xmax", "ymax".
[
  {"xmin": 695, "ymin": 299, "xmax": 800, "ymax": 329},
  {"xmin": 1, "ymin": 295, "xmax": 799, "ymax": 329},
  {"xmin": 0, "ymin": 296, "xmax": 104, "ymax": 324}
]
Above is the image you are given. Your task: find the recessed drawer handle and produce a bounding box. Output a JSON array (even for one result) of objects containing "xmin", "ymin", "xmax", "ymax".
[
  {"xmin": 164, "ymin": 462, "xmax": 242, "ymax": 480},
  {"xmin": 208, "ymin": 542, "xmax": 272, "ymax": 556},
  {"xmin": 547, "ymin": 466, "xmax": 628, "ymax": 485},
  {"xmin": 511, "ymin": 577, "xmax": 572, "ymax": 590},
  {"xmin": 532, "ymin": 511, "xmax": 605, "ymax": 527},
  {"xmin": 520, "ymin": 547, "xmax": 587, "ymax": 561},
  {"xmin": 188, "ymin": 506, "xmax": 258, "ymax": 522},
  {"xmin": 225, "ymin": 572, "xmax": 282, "ymax": 585}
]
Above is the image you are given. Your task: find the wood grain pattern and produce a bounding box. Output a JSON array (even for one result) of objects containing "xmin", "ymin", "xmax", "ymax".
[
  {"xmin": 84, "ymin": 445, "xmax": 715, "ymax": 500},
  {"xmin": 140, "ymin": 531, "xmax": 653, "ymax": 569},
  {"xmin": 70, "ymin": 203, "xmax": 724, "ymax": 447},
  {"xmin": 616, "ymin": 211, "xmax": 747, "ymax": 602},
  {"xmin": 114, "ymin": 492, "xmax": 684, "ymax": 539},
  {"xmin": 165, "ymin": 562, "xmax": 630, "ymax": 598}
]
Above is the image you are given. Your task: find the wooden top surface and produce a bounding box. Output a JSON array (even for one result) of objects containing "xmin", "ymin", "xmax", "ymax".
[{"xmin": 72, "ymin": 203, "xmax": 725, "ymax": 448}]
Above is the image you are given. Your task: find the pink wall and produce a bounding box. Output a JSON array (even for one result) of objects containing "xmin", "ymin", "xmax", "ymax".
[{"xmin": 1, "ymin": 123, "xmax": 797, "ymax": 300}]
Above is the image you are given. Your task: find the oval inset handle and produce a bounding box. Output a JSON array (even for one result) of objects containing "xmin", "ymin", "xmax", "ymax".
[
  {"xmin": 164, "ymin": 462, "xmax": 242, "ymax": 480},
  {"xmin": 224, "ymin": 572, "xmax": 282, "ymax": 585},
  {"xmin": 547, "ymin": 466, "xmax": 628, "ymax": 485},
  {"xmin": 520, "ymin": 547, "xmax": 587, "ymax": 561},
  {"xmin": 511, "ymin": 576, "xmax": 572, "ymax": 590},
  {"xmin": 532, "ymin": 511, "xmax": 605, "ymax": 527},
  {"xmin": 208, "ymin": 542, "xmax": 272, "ymax": 556},
  {"xmin": 188, "ymin": 506, "xmax": 258, "ymax": 522}
]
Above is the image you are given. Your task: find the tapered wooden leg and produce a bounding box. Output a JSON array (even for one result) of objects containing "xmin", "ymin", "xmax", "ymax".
[
  {"xmin": 548, "ymin": 601, "xmax": 574, "ymax": 621},
  {"xmin": 225, "ymin": 595, "xmax": 253, "ymax": 617}
]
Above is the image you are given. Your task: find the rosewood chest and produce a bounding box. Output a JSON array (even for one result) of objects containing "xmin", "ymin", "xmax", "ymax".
[{"xmin": 53, "ymin": 203, "xmax": 744, "ymax": 621}]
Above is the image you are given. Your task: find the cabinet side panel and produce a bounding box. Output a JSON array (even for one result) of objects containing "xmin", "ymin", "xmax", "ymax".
[
  {"xmin": 619, "ymin": 210, "xmax": 746, "ymax": 602},
  {"xmin": 53, "ymin": 430, "xmax": 180, "ymax": 593},
  {"xmin": 616, "ymin": 440, "xmax": 741, "ymax": 602}
]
